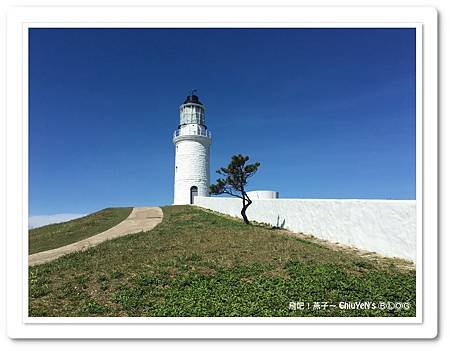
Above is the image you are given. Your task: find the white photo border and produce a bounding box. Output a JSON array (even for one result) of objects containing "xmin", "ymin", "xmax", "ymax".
[{"xmin": 6, "ymin": 6, "xmax": 437, "ymax": 339}]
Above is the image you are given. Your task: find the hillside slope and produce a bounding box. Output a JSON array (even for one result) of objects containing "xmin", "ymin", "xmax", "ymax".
[
  {"xmin": 29, "ymin": 205, "xmax": 415, "ymax": 317},
  {"xmin": 29, "ymin": 207, "xmax": 132, "ymax": 254}
]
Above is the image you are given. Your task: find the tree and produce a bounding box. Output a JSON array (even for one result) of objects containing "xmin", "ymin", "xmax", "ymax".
[{"xmin": 209, "ymin": 154, "xmax": 260, "ymax": 225}]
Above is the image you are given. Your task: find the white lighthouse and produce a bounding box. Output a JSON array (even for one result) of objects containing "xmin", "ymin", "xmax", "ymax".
[{"xmin": 173, "ymin": 92, "xmax": 212, "ymax": 205}]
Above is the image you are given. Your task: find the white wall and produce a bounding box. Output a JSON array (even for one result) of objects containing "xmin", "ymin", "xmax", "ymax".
[
  {"xmin": 247, "ymin": 190, "xmax": 279, "ymax": 200},
  {"xmin": 173, "ymin": 138, "xmax": 211, "ymax": 205},
  {"xmin": 194, "ymin": 197, "xmax": 416, "ymax": 261}
]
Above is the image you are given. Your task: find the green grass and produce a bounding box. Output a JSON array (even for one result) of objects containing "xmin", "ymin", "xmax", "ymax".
[
  {"xmin": 28, "ymin": 205, "xmax": 416, "ymax": 317},
  {"xmin": 29, "ymin": 207, "xmax": 132, "ymax": 254}
]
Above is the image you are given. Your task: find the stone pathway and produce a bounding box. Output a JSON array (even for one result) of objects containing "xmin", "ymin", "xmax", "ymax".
[{"xmin": 29, "ymin": 207, "xmax": 163, "ymax": 266}]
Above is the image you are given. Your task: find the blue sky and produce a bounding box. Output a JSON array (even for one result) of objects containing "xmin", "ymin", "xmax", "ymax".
[{"xmin": 29, "ymin": 28, "xmax": 416, "ymax": 216}]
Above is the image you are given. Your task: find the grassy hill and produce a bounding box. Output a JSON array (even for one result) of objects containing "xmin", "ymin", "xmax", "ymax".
[
  {"xmin": 29, "ymin": 205, "xmax": 415, "ymax": 317},
  {"xmin": 29, "ymin": 207, "xmax": 132, "ymax": 254}
]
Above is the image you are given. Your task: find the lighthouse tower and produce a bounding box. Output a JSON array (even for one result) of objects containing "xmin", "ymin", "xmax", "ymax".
[{"xmin": 173, "ymin": 92, "xmax": 212, "ymax": 205}]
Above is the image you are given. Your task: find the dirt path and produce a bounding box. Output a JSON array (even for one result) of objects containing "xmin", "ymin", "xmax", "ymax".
[{"xmin": 29, "ymin": 207, "xmax": 163, "ymax": 266}]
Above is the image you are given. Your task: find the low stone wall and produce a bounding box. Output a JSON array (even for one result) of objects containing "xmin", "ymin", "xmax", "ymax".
[{"xmin": 193, "ymin": 197, "xmax": 416, "ymax": 261}]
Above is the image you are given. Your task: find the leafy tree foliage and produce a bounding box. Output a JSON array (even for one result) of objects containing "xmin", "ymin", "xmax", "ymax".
[{"xmin": 210, "ymin": 154, "xmax": 260, "ymax": 224}]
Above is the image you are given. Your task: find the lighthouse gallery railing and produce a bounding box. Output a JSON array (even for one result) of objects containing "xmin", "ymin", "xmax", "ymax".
[{"xmin": 173, "ymin": 129, "xmax": 212, "ymax": 138}]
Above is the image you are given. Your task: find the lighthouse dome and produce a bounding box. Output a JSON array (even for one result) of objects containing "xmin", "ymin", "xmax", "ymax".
[{"xmin": 183, "ymin": 94, "xmax": 203, "ymax": 105}]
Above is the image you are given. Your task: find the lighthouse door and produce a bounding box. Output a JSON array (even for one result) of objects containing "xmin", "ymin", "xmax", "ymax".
[{"xmin": 190, "ymin": 186, "xmax": 198, "ymax": 204}]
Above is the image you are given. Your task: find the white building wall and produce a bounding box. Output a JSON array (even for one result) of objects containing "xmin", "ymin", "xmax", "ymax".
[
  {"xmin": 193, "ymin": 197, "xmax": 417, "ymax": 261},
  {"xmin": 247, "ymin": 190, "xmax": 279, "ymax": 200},
  {"xmin": 173, "ymin": 139, "xmax": 210, "ymax": 204}
]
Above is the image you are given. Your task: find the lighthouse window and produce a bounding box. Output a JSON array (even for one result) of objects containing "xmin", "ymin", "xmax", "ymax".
[{"xmin": 181, "ymin": 105, "xmax": 205, "ymax": 125}]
